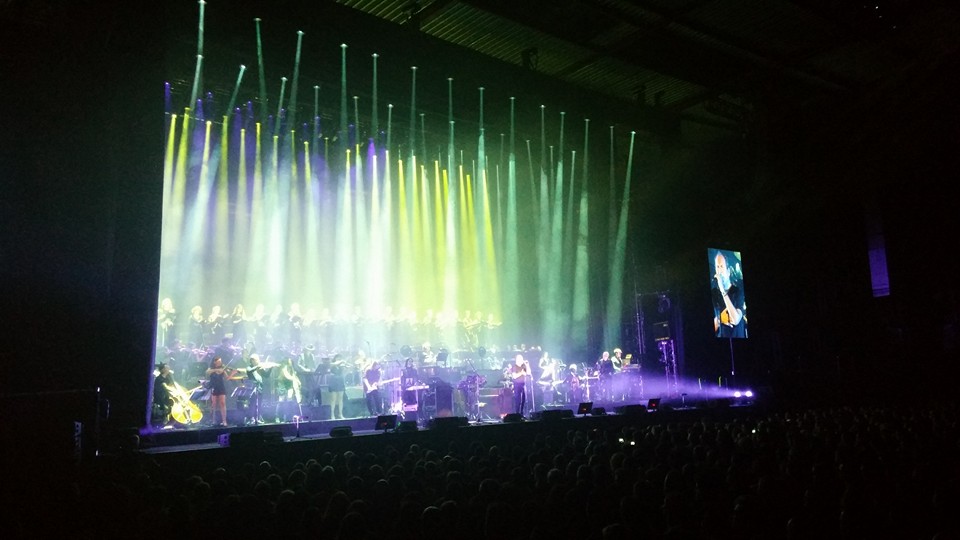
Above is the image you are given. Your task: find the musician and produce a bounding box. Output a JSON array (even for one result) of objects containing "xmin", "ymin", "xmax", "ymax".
[
  {"xmin": 207, "ymin": 305, "xmax": 225, "ymax": 344},
  {"xmin": 213, "ymin": 337, "xmax": 237, "ymax": 364},
  {"xmin": 300, "ymin": 344, "xmax": 317, "ymax": 372},
  {"xmin": 229, "ymin": 304, "xmax": 247, "ymax": 345},
  {"xmin": 189, "ymin": 305, "xmax": 205, "ymax": 347},
  {"xmin": 247, "ymin": 354, "xmax": 270, "ymax": 424},
  {"xmin": 597, "ymin": 351, "xmax": 616, "ymax": 401},
  {"xmin": 611, "ymin": 348, "xmax": 624, "ymax": 372},
  {"xmin": 561, "ymin": 364, "xmax": 582, "ymax": 404},
  {"xmin": 287, "ymin": 303, "xmax": 304, "ymax": 346},
  {"xmin": 401, "ymin": 358, "xmax": 420, "ymax": 408},
  {"xmin": 327, "ymin": 363, "xmax": 347, "ymax": 420},
  {"xmin": 279, "ymin": 357, "xmax": 304, "ymax": 404},
  {"xmin": 509, "ymin": 354, "xmax": 530, "ymax": 416},
  {"xmin": 251, "ymin": 303, "xmax": 269, "ymax": 350},
  {"xmin": 276, "ymin": 357, "xmax": 304, "ymax": 422},
  {"xmin": 152, "ymin": 362, "xmax": 175, "ymax": 427},
  {"xmin": 205, "ymin": 356, "xmax": 229, "ymax": 427},
  {"xmin": 419, "ymin": 342, "xmax": 434, "ymax": 364},
  {"xmin": 363, "ymin": 361, "xmax": 384, "ymax": 416},
  {"xmin": 538, "ymin": 351, "xmax": 558, "ymax": 381},
  {"xmin": 157, "ymin": 297, "xmax": 176, "ymax": 348},
  {"xmin": 712, "ymin": 250, "xmax": 747, "ymax": 338}
]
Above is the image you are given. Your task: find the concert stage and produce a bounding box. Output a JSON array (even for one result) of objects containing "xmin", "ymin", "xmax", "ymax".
[{"xmin": 135, "ymin": 393, "xmax": 757, "ymax": 473}]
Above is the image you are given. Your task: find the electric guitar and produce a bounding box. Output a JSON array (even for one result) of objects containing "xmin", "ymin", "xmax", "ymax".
[{"xmin": 364, "ymin": 377, "xmax": 400, "ymax": 394}]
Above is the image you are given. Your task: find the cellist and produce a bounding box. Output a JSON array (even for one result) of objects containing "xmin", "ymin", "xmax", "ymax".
[{"xmin": 152, "ymin": 362, "xmax": 175, "ymax": 427}]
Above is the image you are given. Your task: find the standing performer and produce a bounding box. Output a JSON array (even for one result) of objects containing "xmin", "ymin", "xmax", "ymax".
[
  {"xmin": 561, "ymin": 364, "xmax": 582, "ymax": 404},
  {"xmin": 238, "ymin": 354, "xmax": 268, "ymax": 424},
  {"xmin": 205, "ymin": 357, "xmax": 229, "ymax": 427},
  {"xmin": 363, "ymin": 361, "xmax": 384, "ymax": 416},
  {"xmin": 509, "ymin": 354, "xmax": 530, "ymax": 416},
  {"xmin": 229, "ymin": 304, "xmax": 247, "ymax": 346},
  {"xmin": 597, "ymin": 351, "xmax": 616, "ymax": 402},
  {"xmin": 327, "ymin": 363, "xmax": 346, "ymax": 420},
  {"xmin": 157, "ymin": 298, "xmax": 176, "ymax": 349}
]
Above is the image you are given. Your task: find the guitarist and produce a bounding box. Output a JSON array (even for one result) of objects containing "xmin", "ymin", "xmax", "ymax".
[{"xmin": 363, "ymin": 361, "xmax": 384, "ymax": 416}]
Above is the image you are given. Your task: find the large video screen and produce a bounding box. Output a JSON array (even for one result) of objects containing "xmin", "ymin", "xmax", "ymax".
[{"xmin": 708, "ymin": 248, "xmax": 747, "ymax": 338}]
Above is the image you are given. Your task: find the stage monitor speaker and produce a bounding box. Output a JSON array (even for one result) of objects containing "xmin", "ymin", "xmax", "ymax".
[
  {"xmin": 615, "ymin": 404, "xmax": 648, "ymax": 416},
  {"xmin": 428, "ymin": 416, "xmax": 469, "ymax": 430},
  {"xmin": 397, "ymin": 420, "xmax": 418, "ymax": 432},
  {"xmin": 590, "ymin": 407, "xmax": 607, "ymax": 416},
  {"xmin": 647, "ymin": 398, "xmax": 661, "ymax": 411},
  {"xmin": 375, "ymin": 414, "xmax": 398, "ymax": 431},
  {"xmin": 329, "ymin": 426, "xmax": 353, "ymax": 438},
  {"xmin": 502, "ymin": 413, "xmax": 524, "ymax": 423}
]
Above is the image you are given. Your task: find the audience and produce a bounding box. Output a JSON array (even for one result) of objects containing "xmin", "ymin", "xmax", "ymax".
[{"xmin": 7, "ymin": 402, "xmax": 958, "ymax": 539}]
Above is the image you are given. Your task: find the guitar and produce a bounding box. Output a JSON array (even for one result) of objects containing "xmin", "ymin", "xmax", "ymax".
[{"xmin": 364, "ymin": 377, "xmax": 400, "ymax": 394}]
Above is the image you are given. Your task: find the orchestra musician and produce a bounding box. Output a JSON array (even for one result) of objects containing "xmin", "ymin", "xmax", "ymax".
[
  {"xmin": 509, "ymin": 354, "xmax": 531, "ymax": 416},
  {"xmin": 206, "ymin": 305, "xmax": 225, "ymax": 344},
  {"xmin": 205, "ymin": 356, "xmax": 229, "ymax": 427},
  {"xmin": 157, "ymin": 297, "xmax": 176, "ymax": 348},
  {"xmin": 229, "ymin": 304, "xmax": 247, "ymax": 345},
  {"xmin": 189, "ymin": 305, "xmax": 205, "ymax": 347},
  {"xmin": 152, "ymin": 362, "xmax": 175, "ymax": 427},
  {"xmin": 363, "ymin": 361, "xmax": 385, "ymax": 416}
]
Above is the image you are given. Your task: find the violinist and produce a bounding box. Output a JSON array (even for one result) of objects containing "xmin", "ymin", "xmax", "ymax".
[
  {"xmin": 205, "ymin": 356, "xmax": 229, "ymax": 426},
  {"xmin": 279, "ymin": 357, "xmax": 304, "ymax": 405}
]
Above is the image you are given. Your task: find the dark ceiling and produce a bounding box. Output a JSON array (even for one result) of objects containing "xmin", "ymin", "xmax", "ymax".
[{"xmin": 338, "ymin": 0, "xmax": 960, "ymax": 132}]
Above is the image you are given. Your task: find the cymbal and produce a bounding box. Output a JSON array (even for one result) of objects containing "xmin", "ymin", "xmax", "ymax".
[
  {"xmin": 407, "ymin": 385, "xmax": 430, "ymax": 391},
  {"xmin": 228, "ymin": 376, "xmax": 244, "ymax": 380}
]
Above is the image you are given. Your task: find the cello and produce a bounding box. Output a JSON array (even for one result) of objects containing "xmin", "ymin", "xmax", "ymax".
[{"xmin": 166, "ymin": 381, "xmax": 204, "ymax": 425}]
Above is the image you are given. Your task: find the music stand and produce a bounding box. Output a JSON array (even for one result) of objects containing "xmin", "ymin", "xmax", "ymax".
[
  {"xmin": 375, "ymin": 414, "xmax": 398, "ymax": 432},
  {"xmin": 191, "ymin": 386, "xmax": 211, "ymax": 402},
  {"xmin": 577, "ymin": 402, "xmax": 593, "ymax": 416}
]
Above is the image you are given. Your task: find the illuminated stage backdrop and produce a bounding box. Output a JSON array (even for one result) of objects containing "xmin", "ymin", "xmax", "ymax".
[{"xmin": 157, "ymin": 5, "xmax": 641, "ymax": 360}]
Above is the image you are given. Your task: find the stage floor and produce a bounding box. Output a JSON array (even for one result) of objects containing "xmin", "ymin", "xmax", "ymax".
[{"xmin": 138, "ymin": 394, "xmax": 754, "ymax": 456}]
